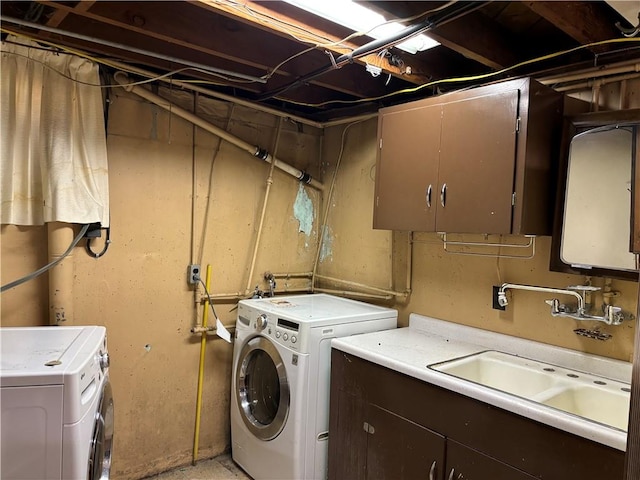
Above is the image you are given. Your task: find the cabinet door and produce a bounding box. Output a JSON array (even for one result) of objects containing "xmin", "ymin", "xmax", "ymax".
[
  {"xmin": 374, "ymin": 104, "xmax": 442, "ymax": 231},
  {"xmin": 328, "ymin": 390, "xmax": 368, "ymax": 480},
  {"xmin": 445, "ymin": 440, "xmax": 537, "ymax": 480},
  {"xmin": 365, "ymin": 404, "xmax": 445, "ymax": 480},
  {"xmin": 436, "ymin": 89, "xmax": 519, "ymax": 234}
]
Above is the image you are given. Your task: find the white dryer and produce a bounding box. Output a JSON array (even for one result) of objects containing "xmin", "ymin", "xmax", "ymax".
[
  {"xmin": 231, "ymin": 293, "xmax": 397, "ymax": 480},
  {"xmin": 0, "ymin": 325, "xmax": 114, "ymax": 480}
]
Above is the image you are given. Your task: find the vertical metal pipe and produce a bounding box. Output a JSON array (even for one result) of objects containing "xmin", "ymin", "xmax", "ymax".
[
  {"xmin": 47, "ymin": 222, "xmax": 75, "ymax": 325},
  {"xmin": 244, "ymin": 117, "xmax": 284, "ymax": 295},
  {"xmin": 193, "ymin": 264, "xmax": 212, "ymax": 465}
]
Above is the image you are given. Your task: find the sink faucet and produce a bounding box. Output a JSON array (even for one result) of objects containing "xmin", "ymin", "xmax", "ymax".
[{"xmin": 497, "ymin": 283, "xmax": 626, "ymax": 326}]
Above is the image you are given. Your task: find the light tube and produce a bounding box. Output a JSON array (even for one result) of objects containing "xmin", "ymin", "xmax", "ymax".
[{"xmin": 283, "ymin": 0, "xmax": 440, "ymax": 54}]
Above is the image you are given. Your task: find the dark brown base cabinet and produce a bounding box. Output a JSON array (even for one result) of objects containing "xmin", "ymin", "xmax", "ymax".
[{"xmin": 328, "ymin": 350, "xmax": 625, "ymax": 480}]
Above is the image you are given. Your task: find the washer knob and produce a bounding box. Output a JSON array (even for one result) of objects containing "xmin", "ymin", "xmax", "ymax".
[
  {"xmin": 256, "ymin": 314, "xmax": 268, "ymax": 331},
  {"xmin": 98, "ymin": 352, "xmax": 110, "ymax": 371}
]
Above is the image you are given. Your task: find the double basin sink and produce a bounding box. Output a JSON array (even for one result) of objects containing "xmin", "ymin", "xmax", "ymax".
[{"xmin": 429, "ymin": 350, "xmax": 631, "ymax": 431}]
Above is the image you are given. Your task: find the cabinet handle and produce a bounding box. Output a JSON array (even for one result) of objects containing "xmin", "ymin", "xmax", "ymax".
[
  {"xmin": 447, "ymin": 468, "xmax": 464, "ymax": 480},
  {"xmin": 428, "ymin": 461, "xmax": 437, "ymax": 480},
  {"xmin": 440, "ymin": 183, "xmax": 447, "ymax": 208},
  {"xmin": 426, "ymin": 184, "xmax": 432, "ymax": 208}
]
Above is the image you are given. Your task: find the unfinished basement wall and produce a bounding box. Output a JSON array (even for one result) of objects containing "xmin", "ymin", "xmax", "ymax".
[
  {"xmin": 318, "ymin": 79, "xmax": 640, "ymax": 363},
  {"xmin": 2, "ymin": 70, "xmax": 639, "ymax": 477},
  {"xmin": 1, "ymin": 85, "xmax": 323, "ymax": 478}
]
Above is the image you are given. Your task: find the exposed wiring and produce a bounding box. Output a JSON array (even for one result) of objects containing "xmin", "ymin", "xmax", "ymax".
[
  {"xmin": 1, "ymin": 224, "xmax": 90, "ymax": 293},
  {"xmin": 3, "ymin": 20, "xmax": 640, "ymax": 111},
  {"xmin": 279, "ymin": 36, "xmax": 640, "ymax": 108},
  {"xmin": 85, "ymin": 226, "xmax": 111, "ymax": 258},
  {"xmin": 0, "ymin": 16, "xmax": 265, "ymax": 84},
  {"xmin": 217, "ymin": 0, "xmax": 453, "ymax": 81},
  {"xmin": 0, "ymin": 34, "xmax": 248, "ymax": 88},
  {"xmin": 615, "ymin": 11, "xmax": 640, "ymax": 38},
  {"xmin": 198, "ymin": 277, "xmax": 221, "ymax": 321}
]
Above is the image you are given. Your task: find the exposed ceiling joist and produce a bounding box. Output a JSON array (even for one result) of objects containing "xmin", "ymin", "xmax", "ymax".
[{"xmin": 1, "ymin": 0, "xmax": 637, "ymax": 122}]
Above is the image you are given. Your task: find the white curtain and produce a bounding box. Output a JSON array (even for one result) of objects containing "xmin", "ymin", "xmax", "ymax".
[{"xmin": 1, "ymin": 36, "xmax": 109, "ymax": 227}]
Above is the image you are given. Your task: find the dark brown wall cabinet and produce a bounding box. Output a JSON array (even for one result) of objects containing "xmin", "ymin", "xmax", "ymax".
[
  {"xmin": 328, "ymin": 350, "xmax": 625, "ymax": 480},
  {"xmin": 373, "ymin": 77, "xmax": 563, "ymax": 235}
]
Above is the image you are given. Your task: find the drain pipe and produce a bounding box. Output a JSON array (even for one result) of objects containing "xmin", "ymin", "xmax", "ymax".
[
  {"xmin": 113, "ymin": 72, "xmax": 323, "ymax": 191},
  {"xmin": 48, "ymin": 222, "xmax": 75, "ymax": 325}
]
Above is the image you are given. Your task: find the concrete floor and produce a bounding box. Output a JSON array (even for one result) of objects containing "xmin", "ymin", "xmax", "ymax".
[{"xmin": 142, "ymin": 453, "xmax": 252, "ymax": 480}]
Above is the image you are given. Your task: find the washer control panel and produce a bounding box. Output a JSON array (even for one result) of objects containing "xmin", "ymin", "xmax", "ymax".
[
  {"xmin": 237, "ymin": 303, "xmax": 305, "ymax": 351},
  {"xmin": 240, "ymin": 310, "xmax": 301, "ymax": 350}
]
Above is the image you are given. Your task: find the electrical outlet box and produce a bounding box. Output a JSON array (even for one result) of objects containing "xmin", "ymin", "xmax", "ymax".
[
  {"xmin": 188, "ymin": 264, "xmax": 201, "ymax": 285},
  {"xmin": 492, "ymin": 286, "xmax": 506, "ymax": 310}
]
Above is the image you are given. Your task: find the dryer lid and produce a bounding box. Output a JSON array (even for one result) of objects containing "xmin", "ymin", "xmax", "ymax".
[{"xmin": 0, "ymin": 326, "xmax": 106, "ymax": 387}]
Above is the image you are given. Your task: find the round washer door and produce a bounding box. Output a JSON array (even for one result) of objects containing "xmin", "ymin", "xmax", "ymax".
[
  {"xmin": 236, "ymin": 336, "xmax": 290, "ymax": 441},
  {"xmin": 88, "ymin": 380, "xmax": 114, "ymax": 480}
]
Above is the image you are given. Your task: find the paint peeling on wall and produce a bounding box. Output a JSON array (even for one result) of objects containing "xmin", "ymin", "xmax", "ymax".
[
  {"xmin": 319, "ymin": 225, "xmax": 334, "ymax": 262},
  {"xmin": 293, "ymin": 183, "xmax": 314, "ymax": 236}
]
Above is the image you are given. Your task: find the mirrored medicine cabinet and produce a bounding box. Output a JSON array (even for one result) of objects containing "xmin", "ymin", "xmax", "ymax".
[{"xmin": 550, "ymin": 109, "xmax": 640, "ymax": 281}]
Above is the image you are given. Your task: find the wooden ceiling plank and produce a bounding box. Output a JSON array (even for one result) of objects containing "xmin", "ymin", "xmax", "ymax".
[
  {"xmin": 1, "ymin": 24, "xmax": 350, "ymax": 108},
  {"xmin": 35, "ymin": 0, "xmax": 415, "ymax": 99},
  {"xmin": 45, "ymin": 1, "xmax": 95, "ymax": 28},
  {"xmin": 428, "ymin": 13, "xmax": 520, "ymax": 70},
  {"xmin": 524, "ymin": 1, "xmax": 624, "ymax": 47},
  {"xmin": 193, "ymin": 0, "xmax": 432, "ymax": 84},
  {"xmin": 372, "ymin": 2, "xmax": 520, "ymax": 70}
]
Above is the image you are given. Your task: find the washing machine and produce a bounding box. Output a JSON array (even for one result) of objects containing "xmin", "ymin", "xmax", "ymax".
[
  {"xmin": 0, "ymin": 325, "xmax": 114, "ymax": 480},
  {"xmin": 231, "ymin": 293, "xmax": 398, "ymax": 480}
]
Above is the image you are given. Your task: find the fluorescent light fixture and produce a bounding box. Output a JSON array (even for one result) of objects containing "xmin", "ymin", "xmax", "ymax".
[{"xmin": 283, "ymin": 0, "xmax": 440, "ymax": 54}]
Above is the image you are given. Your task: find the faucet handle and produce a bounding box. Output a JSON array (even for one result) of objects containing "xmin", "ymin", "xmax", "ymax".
[
  {"xmin": 604, "ymin": 305, "xmax": 624, "ymax": 326},
  {"xmin": 545, "ymin": 298, "xmax": 561, "ymax": 314}
]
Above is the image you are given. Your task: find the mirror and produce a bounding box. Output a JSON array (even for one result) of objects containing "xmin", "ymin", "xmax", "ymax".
[
  {"xmin": 562, "ymin": 126, "xmax": 635, "ymax": 271},
  {"xmin": 551, "ymin": 110, "xmax": 640, "ymax": 281}
]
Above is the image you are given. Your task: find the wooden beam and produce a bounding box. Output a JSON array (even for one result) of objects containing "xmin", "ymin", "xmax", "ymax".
[
  {"xmin": 0, "ymin": 22, "xmax": 363, "ymax": 109},
  {"xmin": 193, "ymin": 0, "xmax": 432, "ymax": 84},
  {"xmin": 428, "ymin": 13, "xmax": 520, "ymax": 70},
  {"xmin": 524, "ymin": 1, "xmax": 624, "ymax": 51},
  {"xmin": 371, "ymin": 2, "xmax": 519, "ymax": 70},
  {"xmin": 44, "ymin": 0, "xmax": 94, "ymax": 28},
  {"xmin": 35, "ymin": 0, "xmax": 417, "ymax": 99}
]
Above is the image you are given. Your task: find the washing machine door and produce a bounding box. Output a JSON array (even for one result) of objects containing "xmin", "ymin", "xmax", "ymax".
[
  {"xmin": 236, "ymin": 336, "xmax": 290, "ymax": 441},
  {"xmin": 88, "ymin": 380, "xmax": 114, "ymax": 480}
]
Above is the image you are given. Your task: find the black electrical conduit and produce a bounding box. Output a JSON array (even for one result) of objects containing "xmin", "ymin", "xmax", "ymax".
[{"xmin": 255, "ymin": 1, "xmax": 490, "ymax": 102}]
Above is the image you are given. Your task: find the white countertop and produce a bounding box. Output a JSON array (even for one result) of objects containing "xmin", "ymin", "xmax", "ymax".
[{"xmin": 331, "ymin": 313, "xmax": 632, "ymax": 451}]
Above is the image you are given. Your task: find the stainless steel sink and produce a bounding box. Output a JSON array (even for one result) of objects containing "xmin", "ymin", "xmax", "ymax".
[{"xmin": 429, "ymin": 350, "xmax": 631, "ymax": 431}]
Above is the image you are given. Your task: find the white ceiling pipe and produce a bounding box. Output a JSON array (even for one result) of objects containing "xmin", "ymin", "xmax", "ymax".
[
  {"xmin": 540, "ymin": 60, "xmax": 640, "ymax": 85},
  {"xmin": 114, "ymin": 72, "xmax": 324, "ymax": 191},
  {"xmin": 552, "ymin": 71, "xmax": 640, "ymax": 92},
  {"xmin": 108, "ymin": 60, "xmax": 378, "ymax": 129},
  {"xmin": 106, "ymin": 59, "xmax": 326, "ymax": 129}
]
